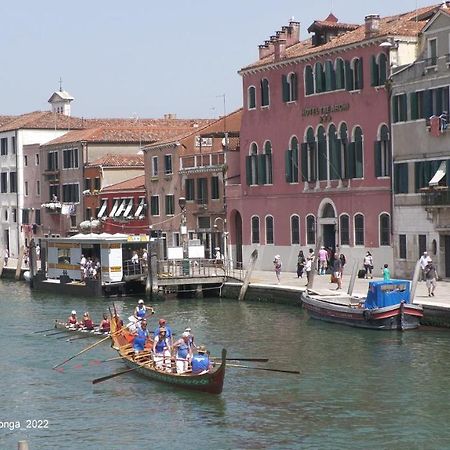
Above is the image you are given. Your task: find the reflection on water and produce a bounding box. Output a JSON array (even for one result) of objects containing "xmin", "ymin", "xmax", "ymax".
[{"xmin": 1, "ymin": 279, "xmax": 450, "ymax": 449}]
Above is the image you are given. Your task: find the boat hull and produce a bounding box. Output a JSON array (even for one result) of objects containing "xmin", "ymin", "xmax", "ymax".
[
  {"xmin": 54, "ymin": 320, "xmax": 110, "ymax": 337},
  {"xmin": 301, "ymin": 293, "xmax": 423, "ymax": 330}
]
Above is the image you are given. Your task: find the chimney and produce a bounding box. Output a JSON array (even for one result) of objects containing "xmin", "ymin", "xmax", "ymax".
[
  {"xmin": 274, "ymin": 39, "xmax": 287, "ymax": 61},
  {"xmin": 286, "ymin": 20, "xmax": 300, "ymax": 46},
  {"xmin": 365, "ymin": 14, "xmax": 380, "ymax": 38}
]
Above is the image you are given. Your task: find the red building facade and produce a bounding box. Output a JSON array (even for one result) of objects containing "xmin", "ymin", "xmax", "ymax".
[{"xmin": 228, "ymin": 8, "xmax": 437, "ymax": 270}]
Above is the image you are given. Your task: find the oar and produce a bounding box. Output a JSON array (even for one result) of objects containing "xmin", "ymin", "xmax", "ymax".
[
  {"xmin": 44, "ymin": 330, "xmax": 69, "ymax": 337},
  {"xmin": 226, "ymin": 358, "xmax": 268, "ymax": 362},
  {"xmin": 33, "ymin": 327, "xmax": 56, "ymax": 334},
  {"xmin": 226, "ymin": 363, "xmax": 300, "ymax": 375},
  {"xmin": 92, "ymin": 366, "xmax": 141, "ymax": 385},
  {"xmin": 67, "ymin": 334, "xmax": 99, "ymax": 342}
]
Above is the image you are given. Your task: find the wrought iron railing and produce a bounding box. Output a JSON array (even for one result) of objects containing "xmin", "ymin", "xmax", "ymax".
[{"xmin": 421, "ymin": 187, "xmax": 450, "ymax": 207}]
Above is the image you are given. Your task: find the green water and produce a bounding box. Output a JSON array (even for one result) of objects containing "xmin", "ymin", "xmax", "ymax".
[{"xmin": 1, "ymin": 279, "xmax": 450, "ymax": 449}]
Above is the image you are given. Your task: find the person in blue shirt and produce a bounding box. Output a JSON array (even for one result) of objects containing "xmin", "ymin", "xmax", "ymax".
[
  {"xmin": 154, "ymin": 319, "xmax": 172, "ymax": 345},
  {"xmin": 134, "ymin": 299, "xmax": 154, "ymax": 320},
  {"xmin": 132, "ymin": 320, "xmax": 150, "ymax": 355},
  {"xmin": 173, "ymin": 332, "xmax": 192, "ymax": 374},
  {"xmin": 191, "ymin": 345, "xmax": 211, "ymax": 375},
  {"xmin": 152, "ymin": 327, "xmax": 172, "ymax": 371}
]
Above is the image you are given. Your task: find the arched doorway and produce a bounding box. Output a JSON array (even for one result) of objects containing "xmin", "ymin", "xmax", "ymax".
[
  {"xmin": 230, "ymin": 210, "xmax": 243, "ymax": 267},
  {"xmin": 319, "ymin": 202, "xmax": 337, "ymax": 250}
]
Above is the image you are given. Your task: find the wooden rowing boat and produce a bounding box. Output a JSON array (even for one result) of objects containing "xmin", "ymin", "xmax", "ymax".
[
  {"xmin": 54, "ymin": 320, "xmax": 110, "ymax": 337},
  {"xmin": 301, "ymin": 279, "xmax": 423, "ymax": 331},
  {"xmin": 109, "ymin": 315, "xmax": 226, "ymax": 394}
]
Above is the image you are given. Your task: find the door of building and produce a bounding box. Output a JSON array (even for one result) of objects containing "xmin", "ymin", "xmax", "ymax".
[
  {"xmin": 418, "ymin": 234, "xmax": 427, "ymax": 257},
  {"xmin": 444, "ymin": 235, "xmax": 450, "ymax": 278},
  {"xmin": 322, "ymin": 224, "xmax": 336, "ymax": 249}
]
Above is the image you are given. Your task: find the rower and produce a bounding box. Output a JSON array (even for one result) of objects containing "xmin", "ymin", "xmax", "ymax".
[
  {"xmin": 154, "ymin": 319, "xmax": 173, "ymax": 345},
  {"xmin": 173, "ymin": 332, "xmax": 192, "ymax": 374},
  {"xmin": 134, "ymin": 299, "xmax": 154, "ymax": 321},
  {"xmin": 99, "ymin": 314, "xmax": 110, "ymax": 333},
  {"xmin": 67, "ymin": 310, "xmax": 78, "ymax": 327},
  {"xmin": 80, "ymin": 312, "xmax": 94, "ymax": 331},
  {"xmin": 152, "ymin": 327, "xmax": 171, "ymax": 371},
  {"xmin": 191, "ymin": 345, "xmax": 211, "ymax": 375},
  {"xmin": 184, "ymin": 327, "xmax": 197, "ymax": 351},
  {"xmin": 132, "ymin": 319, "xmax": 150, "ymax": 355}
]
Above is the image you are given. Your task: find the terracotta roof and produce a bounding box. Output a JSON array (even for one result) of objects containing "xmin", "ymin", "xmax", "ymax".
[
  {"xmin": 88, "ymin": 154, "xmax": 144, "ymax": 168},
  {"xmin": 0, "ymin": 115, "xmax": 16, "ymax": 127},
  {"xmin": 307, "ymin": 12, "xmax": 358, "ymax": 33},
  {"xmin": 242, "ymin": 5, "xmax": 440, "ymax": 71},
  {"xmin": 101, "ymin": 175, "xmax": 145, "ymax": 192}
]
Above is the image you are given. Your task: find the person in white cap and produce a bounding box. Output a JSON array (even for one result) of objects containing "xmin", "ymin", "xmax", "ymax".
[
  {"xmin": 172, "ymin": 332, "xmax": 193, "ymax": 373},
  {"xmin": 184, "ymin": 327, "xmax": 197, "ymax": 351},
  {"xmin": 67, "ymin": 310, "xmax": 77, "ymax": 326},
  {"xmin": 419, "ymin": 251, "xmax": 431, "ymax": 282},
  {"xmin": 273, "ymin": 255, "xmax": 282, "ymax": 284}
]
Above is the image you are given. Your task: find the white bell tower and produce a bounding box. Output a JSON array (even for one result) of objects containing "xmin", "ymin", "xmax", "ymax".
[{"xmin": 48, "ymin": 78, "xmax": 74, "ymax": 116}]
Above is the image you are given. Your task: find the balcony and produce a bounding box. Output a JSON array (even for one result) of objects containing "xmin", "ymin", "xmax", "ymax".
[
  {"xmin": 43, "ymin": 168, "xmax": 60, "ymax": 181},
  {"xmin": 421, "ymin": 186, "xmax": 450, "ymax": 208}
]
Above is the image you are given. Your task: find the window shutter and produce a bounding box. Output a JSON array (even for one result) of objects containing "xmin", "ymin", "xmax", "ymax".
[
  {"xmin": 285, "ymin": 149, "xmax": 292, "ymax": 182},
  {"xmin": 315, "ymin": 63, "xmax": 323, "ymax": 93},
  {"xmin": 400, "ymin": 94, "xmax": 407, "ymax": 121},
  {"xmin": 292, "ymin": 146, "xmax": 299, "ymax": 182},
  {"xmin": 305, "ymin": 66, "xmax": 314, "ymax": 95},
  {"xmin": 392, "ymin": 96, "xmax": 399, "ymax": 123},
  {"xmin": 424, "ymin": 89, "xmax": 432, "ymax": 118},
  {"xmin": 357, "ymin": 57, "xmax": 364, "ymax": 90},
  {"xmin": 318, "ymin": 139, "xmax": 327, "ymax": 181},
  {"xmin": 379, "ymin": 53, "xmax": 387, "ymax": 85},
  {"xmin": 374, "ymin": 141, "xmax": 382, "ymax": 177},
  {"xmin": 347, "ymin": 142, "xmax": 356, "ymax": 178},
  {"xmin": 310, "ymin": 143, "xmax": 318, "ymax": 182},
  {"xmin": 257, "ymin": 154, "xmax": 266, "ymax": 185},
  {"xmin": 410, "ymin": 92, "xmax": 418, "ymax": 120},
  {"xmin": 370, "ymin": 55, "xmax": 378, "ymax": 87},
  {"xmin": 329, "ymin": 138, "xmax": 341, "ymax": 180},
  {"xmin": 301, "ymin": 143, "xmax": 308, "ymax": 181},
  {"xmin": 245, "ymin": 156, "xmax": 252, "ymax": 185},
  {"xmin": 291, "ymin": 73, "xmax": 298, "ymax": 101},
  {"xmin": 345, "ymin": 60, "xmax": 353, "ymax": 91},
  {"xmin": 282, "ymin": 75, "xmax": 289, "ymax": 102}
]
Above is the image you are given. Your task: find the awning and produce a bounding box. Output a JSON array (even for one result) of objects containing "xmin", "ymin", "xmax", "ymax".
[
  {"xmin": 429, "ymin": 161, "xmax": 447, "ymax": 186},
  {"xmin": 109, "ymin": 199, "xmax": 120, "ymax": 217},
  {"xmin": 123, "ymin": 199, "xmax": 133, "ymax": 217},
  {"xmin": 134, "ymin": 198, "xmax": 145, "ymax": 217},
  {"xmin": 115, "ymin": 199, "xmax": 127, "ymax": 217},
  {"xmin": 97, "ymin": 200, "xmax": 107, "ymax": 218}
]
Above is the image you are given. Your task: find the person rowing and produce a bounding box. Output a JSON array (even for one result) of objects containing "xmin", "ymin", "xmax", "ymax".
[
  {"xmin": 153, "ymin": 327, "xmax": 171, "ymax": 371},
  {"xmin": 191, "ymin": 345, "xmax": 212, "ymax": 375},
  {"xmin": 67, "ymin": 310, "xmax": 78, "ymax": 327},
  {"xmin": 99, "ymin": 314, "xmax": 110, "ymax": 333},
  {"xmin": 128, "ymin": 299, "xmax": 154, "ymax": 332},
  {"xmin": 132, "ymin": 319, "xmax": 150, "ymax": 356},
  {"xmin": 154, "ymin": 318, "xmax": 173, "ymax": 345},
  {"xmin": 80, "ymin": 312, "xmax": 94, "ymax": 331},
  {"xmin": 173, "ymin": 332, "xmax": 192, "ymax": 374},
  {"xmin": 184, "ymin": 327, "xmax": 197, "ymax": 351}
]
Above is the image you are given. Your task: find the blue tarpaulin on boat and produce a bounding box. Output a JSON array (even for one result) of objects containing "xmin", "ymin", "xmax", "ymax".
[{"xmin": 364, "ymin": 280, "xmax": 411, "ymax": 309}]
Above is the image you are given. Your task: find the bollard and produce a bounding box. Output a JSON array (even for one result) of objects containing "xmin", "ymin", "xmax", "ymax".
[{"xmin": 18, "ymin": 440, "xmax": 29, "ymax": 450}]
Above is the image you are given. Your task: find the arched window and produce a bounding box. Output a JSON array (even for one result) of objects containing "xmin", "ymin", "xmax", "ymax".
[
  {"xmin": 379, "ymin": 213, "xmax": 390, "ymax": 246},
  {"xmin": 301, "ymin": 127, "xmax": 317, "ymax": 182},
  {"xmin": 354, "ymin": 126, "xmax": 363, "ymax": 178},
  {"xmin": 282, "ymin": 72, "xmax": 298, "ymax": 102},
  {"xmin": 251, "ymin": 216, "xmax": 260, "ymax": 244},
  {"xmin": 261, "ymin": 78, "xmax": 270, "ymax": 107},
  {"xmin": 340, "ymin": 123, "xmax": 348, "ymax": 179},
  {"xmin": 328, "ymin": 124, "xmax": 341, "ymax": 180},
  {"xmin": 291, "ymin": 215, "xmax": 300, "ymax": 244},
  {"xmin": 324, "ymin": 60, "xmax": 336, "ymax": 91},
  {"xmin": 263, "ymin": 141, "xmax": 273, "ymax": 185},
  {"xmin": 371, "ymin": 53, "xmax": 388, "ymax": 87},
  {"xmin": 335, "ymin": 58, "xmax": 345, "ymax": 90},
  {"xmin": 317, "ymin": 126, "xmax": 327, "ymax": 181},
  {"xmin": 340, "ymin": 214, "xmax": 350, "ymax": 245},
  {"xmin": 354, "ymin": 214, "xmax": 364, "ymax": 246},
  {"xmin": 305, "ymin": 65, "xmax": 314, "ymax": 95},
  {"xmin": 374, "ymin": 124, "xmax": 391, "ymax": 177},
  {"xmin": 286, "ymin": 136, "xmax": 299, "ymax": 183},
  {"xmin": 265, "ymin": 215, "xmax": 274, "ymax": 244},
  {"xmin": 245, "ymin": 143, "xmax": 259, "ymax": 186},
  {"xmin": 352, "ymin": 58, "xmax": 363, "ymax": 91},
  {"xmin": 248, "ymin": 86, "xmax": 256, "ymax": 109},
  {"xmin": 306, "ymin": 215, "xmax": 316, "ymax": 245},
  {"xmin": 315, "ymin": 62, "xmax": 325, "ymax": 93}
]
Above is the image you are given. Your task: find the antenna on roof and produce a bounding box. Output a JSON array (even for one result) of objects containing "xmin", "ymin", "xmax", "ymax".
[{"xmin": 59, "ymin": 76, "xmax": 63, "ymax": 92}]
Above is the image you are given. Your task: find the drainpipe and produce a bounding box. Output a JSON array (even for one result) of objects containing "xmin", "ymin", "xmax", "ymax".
[{"xmin": 15, "ymin": 130, "xmax": 19, "ymax": 256}]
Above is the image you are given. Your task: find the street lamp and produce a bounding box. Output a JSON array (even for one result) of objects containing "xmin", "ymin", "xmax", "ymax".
[
  {"xmin": 214, "ymin": 216, "xmax": 229, "ymax": 275},
  {"xmin": 178, "ymin": 197, "xmax": 189, "ymax": 275}
]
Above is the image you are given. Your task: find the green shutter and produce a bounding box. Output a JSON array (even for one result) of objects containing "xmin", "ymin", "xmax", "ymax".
[
  {"xmin": 245, "ymin": 156, "xmax": 252, "ymax": 185},
  {"xmin": 392, "ymin": 96, "xmax": 399, "ymax": 123},
  {"xmin": 282, "ymin": 75, "xmax": 289, "ymax": 102},
  {"xmin": 318, "ymin": 140, "xmax": 327, "ymax": 181},
  {"xmin": 374, "ymin": 141, "xmax": 382, "ymax": 177},
  {"xmin": 305, "ymin": 66, "xmax": 314, "ymax": 95},
  {"xmin": 293, "ymin": 146, "xmax": 299, "ymax": 182},
  {"xmin": 424, "ymin": 90, "xmax": 432, "ymax": 118},
  {"xmin": 301, "ymin": 143, "xmax": 308, "ymax": 181},
  {"xmin": 370, "ymin": 55, "xmax": 378, "ymax": 87},
  {"xmin": 257, "ymin": 154, "xmax": 266, "ymax": 185},
  {"xmin": 357, "ymin": 57, "xmax": 364, "ymax": 90},
  {"xmin": 347, "ymin": 142, "xmax": 356, "ymax": 178},
  {"xmin": 400, "ymin": 94, "xmax": 407, "ymax": 121},
  {"xmin": 345, "ymin": 60, "xmax": 353, "ymax": 91},
  {"xmin": 285, "ymin": 149, "xmax": 292, "ymax": 182},
  {"xmin": 330, "ymin": 138, "xmax": 341, "ymax": 180},
  {"xmin": 379, "ymin": 54, "xmax": 387, "ymax": 85},
  {"xmin": 315, "ymin": 63, "xmax": 323, "ymax": 93}
]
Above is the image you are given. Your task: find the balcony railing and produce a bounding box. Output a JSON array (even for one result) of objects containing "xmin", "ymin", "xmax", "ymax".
[
  {"xmin": 180, "ymin": 152, "xmax": 225, "ymax": 170},
  {"xmin": 421, "ymin": 187, "xmax": 450, "ymax": 207}
]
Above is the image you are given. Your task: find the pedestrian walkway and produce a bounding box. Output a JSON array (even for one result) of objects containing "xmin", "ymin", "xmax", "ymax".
[{"xmin": 248, "ymin": 269, "xmax": 450, "ymax": 309}]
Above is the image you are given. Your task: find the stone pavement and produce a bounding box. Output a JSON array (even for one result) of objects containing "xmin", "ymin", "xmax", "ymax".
[{"xmin": 248, "ymin": 269, "xmax": 450, "ymax": 309}]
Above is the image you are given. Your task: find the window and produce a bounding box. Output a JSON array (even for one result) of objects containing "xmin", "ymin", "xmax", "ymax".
[
  {"xmin": 24, "ymin": 181, "xmax": 29, "ymax": 196},
  {"xmin": 370, "ymin": 53, "xmax": 388, "ymax": 87},
  {"xmin": 305, "ymin": 65, "xmax": 314, "ymax": 95},
  {"xmin": 317, "ymin": 126, "xmax": 327, "ymax": 181},
  {"xmin": 340, "ymin": 214, "xmax": 350, "ymax": 245},
  {"xmin": 291, "ymin": 215, "xmax": 300, "ymax": 244},
  {"xmin": 394, "ymin": 163, "xmax": 409, "ymax": 193},
  {"xmin": 84, "ymin": 178, "xmax": 91, "ymax": 191},
  {"xmin": 248, "ymin": 86, "xmax": 256, "ymax": 109},
  {"xmin": 164, "ymin": 154, "xmax": 173, "ymax": 175},
  {"xmin": 152, "ymin": 156, "xmax": 158, "ymax": 177},
  {"xmin": 399, "ymin": 234, "xmax": 407, "ymax": 259},
  {"xmin": 36, "ymin": 180, "xmax": 40, "ymax": 196},
  {"xmin": 12, "ymin": 208, "xmax": 17, "ymax": 222},
  {"xmin": 246, "ymin": 143, "xmax": 259, "ymax": 186},
  {"xmin": 286, "ymin": 136, "xmax": 299, "ymax": 183},
  {"xmin": 11, "ymin": 136, "xmax": 16, "ymax": 155},
  {"xmin": 47, "ymin": 151, "xmax": 58, "ymax": 170},
  {"xmin": 185, "ymin": 179, "xmax": 195, "ymax": 201},
  {"xmin": 3, "ymin": 209, "xmax": 7, "ymax": 221},
  {"xmin": 262, "ymin": 141, "xmax": 273, "ymax": 185},
  {"xmin": 265, "ymin": 216, "xmax": 274, "ymax": 244},
  {"xmin": 261, "ymin": 78, "xmax": 270, "ymax": 107},
  {"xmin": 197, "ymin": 178, "xmax": 208, "ymax": 204},
  {"xmin": 301, "ymin": 128, "xmax": 317, "ymax": 182},
  {"xmin": 35, "ymin": 209, "xmax": 41, "ymax": 225},
  {"xmin": 354, "ymin": 214, "xmax": 364, "ymax": 246},
  {"xmin": 0, "ymin": 173, "xmax": 7, "ymax": 193},
  {"xmin": 347, "ymin": 57, "xmax": 363, "ymax": 91},
  {"xmin": 392, "ymin": 94, "xmax": 407, "ymax": 123},
  {"xmin": 380, "ymin": 213, "xmax": 391, "ymax": 246},
  {"xmin": 282, "ymin": 72, "xmax": 298, "ymax": 102},
  {"xmin": 150, "ymin": 196, "xmax": 160, "ymax": 216},
  {"xmin": 335, "ymin": 58, "xmax": 345, "ymax": 90},
  {"xmin": 9, "ymin": 172, "xmax": 17, "ymax": 193},
  {"xmin": 49, "ymin": 185, "xmax": 59, "ymax": 201},
  {"xmin": 22, "ymin": 209, "xmax": 30, "ymax": 225},
  {"xmin": 63, "ymin": 148, "xmax": 79, "ymax": 169},
  {"xmin": 306, "ymin": 215, "xmax": 316, "ymax": 245},
  {"xmin": 62, "ymin": 183, "xmax": 79, "ymax": 202},
  {"xmin": 328, "ymin": 124, "xmax": 341, "ymax": 180},
  {"xmin": 35, "ymin": 153, "xmax": 40, "ymax": 165},
  {"xmin": 374, "ymin": 125, "xmax": 391, "ymax": 177},
  {"xmin": 314, "ymin": 62, "xmax": 325, "ymax": 93},
  {"xmin": 94, "ymin": 177, "xmax": 101, "ymax": 190},
  {"xmin": 251, "ymin": 216, "xmax": 260, "ymax": 244},
  {"xmin": 1, "ymin": 138, "xmax": 8, "ymax": 155},
  {"xmin": 24, "ymin": 155, "xmax": 28, "ymax": 166},
  {"xmin": 427, "ymin": 38, "xmax": 437, "ymax": 66},
  {"xmin": 347, "ymin": 126, "xmax": 363, "ymax": 179},
  {"xmin": 324, "ymin": 60, "xmax": 336, "ymax": 91},
  {"xmin": 198, "ymin": 216, "xmax": 210, "ymax": 229},
  {"xmin": 339, "ymin": 123, "xmax": 348, "ymax": 179},
  {"xmin": 211, "ymin": 176, "xmax": 220, "ymax": 200},
  {"xmin": 414, "ymin": 160, "xmax": 441, "ymax": 192},
  {"xmin": 165, "ymin": 194, "xmax": 175, "ymax": 215}
]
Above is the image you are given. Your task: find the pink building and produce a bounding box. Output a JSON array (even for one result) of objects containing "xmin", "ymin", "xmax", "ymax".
[{"xmin": 228, "ymin": 6, "xmax": 438, "ymax": 270}]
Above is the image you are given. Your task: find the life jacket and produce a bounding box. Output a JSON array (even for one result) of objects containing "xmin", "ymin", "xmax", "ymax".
[{"xmin": 155, "ymin": 336, "xmax": 168, "ymax": 353}]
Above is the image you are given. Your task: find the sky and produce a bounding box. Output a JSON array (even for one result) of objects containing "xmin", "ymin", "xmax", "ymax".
[{"xmin": 0, "ymin": 0, "xmax": 438, "ymax": 120}]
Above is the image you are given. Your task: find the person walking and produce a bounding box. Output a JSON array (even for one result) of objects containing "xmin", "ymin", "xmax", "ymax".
[
  {"xmin": 305, "ymin": 249, "xmax": 314, "ymax": 287},
  {"xmin": 419, "ymin": 251, "xmax": 431, "ymax": 282},
  {"xmin": 332, "ymin": 257, "xmax": 342, "ymax": 290},
  {"xmin": 425, "ymin": 259, "xmax": 438, "ymax": 297},
  {"xmin": 318, "ymin": 246, "xmax": 328, "ymax": 275},
  {"xmin": 297, "ymin": 250, "xmax": 306, "ymax": 278},
  {"xmin": 273, "ymin": 255, "xmax": 282, "ymax": 284},
  {"xmin": 363, "ymin": 251, "xmax": 374, "ymax": 279},
  {"xmin": 339, "ymin": 253, "xmax": 346, "ymax": 277}
]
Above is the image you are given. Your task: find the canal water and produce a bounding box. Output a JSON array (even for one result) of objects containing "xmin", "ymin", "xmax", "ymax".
[{"xmin": 1, "ymin": 279, "xmax": 450, "ymax": 450}]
